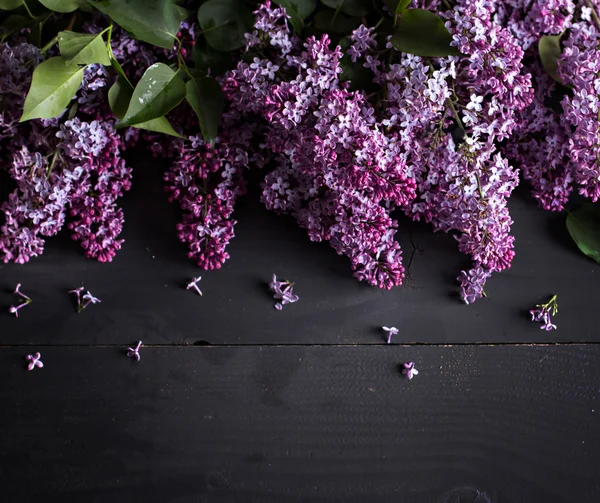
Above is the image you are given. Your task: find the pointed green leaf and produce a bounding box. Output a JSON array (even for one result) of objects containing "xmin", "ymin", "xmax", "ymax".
[
  {"xmin": 0, "ymin": 0, "xmax": 23, "ymax": 10},
  {"xmin": 117, "ymin": 63, "xmax": 186, "ymax": 128},
  {"xmin": 39, "ymin": 0, "xmax": 85, "ymax": 12},
  {"xmin": 314, "ymin": 9, "xmax": 360, "ymax": 34},
  {"xmin": 92, "ymin": 0, "xmax": 180, "ymax": 49},
  {"xmin": 395, "ymin": 0, "xmax": 411, "ymax": 14},
  {"xmin": 539, "ymin": 34, "xmax": 563, "ymax": 83},
  {"xmin": 566, "ymin": 204, "xmax": 600, "ymax": 264},
  {"xmin": 275, "ymin": 0, "xmax": 315, "ymax": 19},
  {"xmin": 20, "ymin": 57, "xmax": 84, "ymax": 122},
  {"xmin": 108, "ymin": 75, "xmax": 183, "ymax": 138},
  {"xmin": 197, "ymin": 0, "xmax": 253, "ymax": 52},
  {"xmin": 186, "ymin": 76, "xmax": 224, "ymax": 143},
  {"xmin": 320, "ymin": 0, "xmax": 369, "ymax": 17},
  {"xmin": 391, "ymin": 9, "xmax": 460, "ymax": 57},
  {"xmin": 58, "ymin": 31, "xmax": 111, "ymax": 65},
  {"xmin": 0, "ymin": 14, "xmax": 30, "ymax": 34}
]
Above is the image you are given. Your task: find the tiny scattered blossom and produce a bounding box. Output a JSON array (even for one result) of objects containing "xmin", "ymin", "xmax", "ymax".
[
  {"xmin": 127, "ymin": 341, "xmax": 142, "ymax": 361},
  {"xmin": 382, "ymin": 326, "xmax": 398, "ymax": 344},
  {"xmin": 186, "ymin": 276, "xmax": 203, "ymax": 296},
  {"xmin": 26, "ymin": 352, "xmax": 43, "ymax": 371},
  {"xmin": 530, "ymin": 294, "xmax": 559, "ymax": 331},
  {"xmin": 269, "ymin": 273, "xmax": 299, "ymax": 310},
  {"xmin": 70, "ymin": 287, "xmax": 101, "ymax": 313},
  {"xmin": 402, "ymin": 361, "xmax": 419, "ymax": 380},
  {"xmin": 9, "ymin": 283, "xmax": 32, "ymax": 317}
]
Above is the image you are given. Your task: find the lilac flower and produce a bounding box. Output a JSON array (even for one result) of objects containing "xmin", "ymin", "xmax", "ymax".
[
  {"xmin": 186, "ymin": 276, "xmax": 203, "ymax": 296},
  {"xmin": 70, "ymin": 287, "xmax": 101, "ymax": 313},
  {"xmin": 382, "ymin": 326, "xmax": 398, "ymax": 344},
  {"xmin": 269, "ymin": 274, "xmax": 299, "ymax": 310},
  {"xmin": 9, "ymin": 283, "xmax": 32, "ymax": 317},
  {"xmin": 127, "ymin": 341, "xmax": 142, "ymax": 361},
  {"xmin": 26, "ymin": 352, "xmax": 43, "ymax": 371},
  {"xmin": 402, "ymin": 362, "xmax": 419, "ymax": 380},
  {"xmin": 530, "ymin": 294, "xmax": 558, "ymax": 331}
]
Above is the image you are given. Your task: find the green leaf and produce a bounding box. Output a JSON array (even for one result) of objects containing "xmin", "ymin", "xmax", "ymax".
[
  {"xmin": 539, "ymin": 34, "xmax": 563, "ymax": 84},
  {"xmin": 108, "ymin": 75, "xmax": 183, "ymax": 137},
  {"xmin": 58, "ymin": 31, "xmax": 111, "ymax": 65},
  {"xmin": 274, "ymin": 0, "xmax": 304, "ymax": 32},
  {"xmin": 0, "ymin": 0, "xmax": 23, "ymax": 10},
  {"xmin": 391, "ymin": 9, "xmax": 460, "ymax": 57},
  {"xmin": 276, "ymin": 0, "xmax": 315, "ymax": 19},
  {"xmin": 20, "ymin": 56, "xmax": 84, "ymax": 121},
  {"xmin": 186, "ymin": 75, "xmax": 224, "ymax": 143},
  {"xmin": 0, "ymin": 14, "xmax": 29, "ymax": 34},
  {"xmin": 314, "ymin": 9, "xmax": 360, "ymax": 34},
  {"xmin": 117, "ymin": 62, "xmax": 186, "ymax": 128},
  {"xmin": 340, "ymin": 54, "xmax": 375, "ymax": 92},
  {"xmin": 92, "ymin": 0, "xmax": 180, "ymax": 49},
  {"xmin": 566, "ymin": 204, "xmax": 600, "ymax": 264},
  {"xmin": 197, "ymin": 0, "xmax": 253, "ymax": 52},
  {"xmin": 192, "ymin": 39, "xmax": 233, "ymax": 76},
  {"xmin": 395, "ymin": 0, "xmax": 411, "ymax": 14},
  {"xmin": 39, "ymin": 0, "xmax": 84, "ymax": 12},
  {"xmin": 320, "ymin": 0, "xmax": 368, "ymax": 17}
]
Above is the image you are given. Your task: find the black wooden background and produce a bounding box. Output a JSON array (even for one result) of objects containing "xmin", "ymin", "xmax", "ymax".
[{"xmin": 1, "ymin": 158, "xmax": 599, "ymax": 502}]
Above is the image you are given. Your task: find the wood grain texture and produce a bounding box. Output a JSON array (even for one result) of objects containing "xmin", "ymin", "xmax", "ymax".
[
  {"xmin": 1, "ymin": 159, "xmax": 598, "ymax": 345},
  {"xmin": 1, "ymin": 344, "xmax": 599, "ymax": 502}
]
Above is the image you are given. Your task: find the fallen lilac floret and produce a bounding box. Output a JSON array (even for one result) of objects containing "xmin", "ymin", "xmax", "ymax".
[
  {"xmin": 70, "ymin": 287, "xmax": 101, "ymax": 313},
  {"xmin": 402, "ymin": 362, "xmax": 418, "ymax": 380},
  {"xmin": 530, "ymin": 294, "xmax": 558, "ymax": 331},
  {"xmin": 186, "ymin": 276, "xmax": 203, "ymax": 296},
  {"xmin": 9, "ymin": 283, "xmax": 32, "ymax": 317},
  {"xmin": 269, "ymin": 274, "xmax": 299, "ymax": 310},
  {"xmin": 26, "ymin": 352, "xmax": 43, "ymax": 371},
  {"xmin": 127, "ymin": 341, "xmax": 142, "ymax": 361},
  {"xmin": 382, "ymin": 326, "xmax": 398, "ymax": 344}
]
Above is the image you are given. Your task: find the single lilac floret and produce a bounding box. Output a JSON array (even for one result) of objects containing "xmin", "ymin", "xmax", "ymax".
[
  {"xmin": 382, "ymin": 326, "xmax": 398, "ymax": 344},
  {"xmin": 402, "ymin": 362, "xmax": 418, "ymax": 380},
  {"xmin": 186, "ymin": 276, "xmax": 203, "ymax": 296},
  {"xmin": 127, "ymin": 341, "xmax": 142, "ymax": 361},
  {"xmin": 26, "ymin": 352, "xmax": 43, "ymax": 371}
]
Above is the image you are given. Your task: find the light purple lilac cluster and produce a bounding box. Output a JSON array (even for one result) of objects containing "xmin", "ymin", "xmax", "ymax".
[
  {"xmin": 347, "ymin": 0, "xmax": 533, "ymax": 301},
  {"xmin": 0, "ymin": 37, "xmax": 132, "ymax": 265},
  {"xmin": 269, "ymin": 274, "xmax": 299, "ymax": 310},
  {"xmin": 502, "ymin": 1, "xmax": 600, "ymax": 210},
  {"xmin": 530, "ymin": 294, "xmax": 559, "ymax": 330},
  {"xmin": 224, "ymin": 2, "xmax": 417, "ymax": 289}
]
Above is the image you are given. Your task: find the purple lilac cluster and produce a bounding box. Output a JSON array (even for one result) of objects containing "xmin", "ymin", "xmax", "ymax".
[
  {"xmin": 224, "ymin": 2, "xmax": 417, "ymax": 289},
  {"xmin": 269, "ymin": 274, "xmax": 299, "ymax": 310},
  {"xmin": 0, "ymin": 37, "xmax": 132, "ymax": 264},
  {"xmin": 350, "ymin": 0, "xmax": 533, "ymax": 301},
  {"xmin": 530, "ymin": 294, "xmax": 558, "ymax": 330},
  {"xmin": 164, "ymin": 134, "xmax": 249, "ymax": 270}
]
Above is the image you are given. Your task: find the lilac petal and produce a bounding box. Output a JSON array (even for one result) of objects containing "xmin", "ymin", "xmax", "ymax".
[
  {"xmin": 274, "ymin": 303, "xmax": 282, "ymax": 311},
  {"xmin": 27, "ymin": 361, "xmax": 34, "ymax": 371},
  {"xmin": 35, "ymin": 360, "xmax": 43, "ymax": 368}
]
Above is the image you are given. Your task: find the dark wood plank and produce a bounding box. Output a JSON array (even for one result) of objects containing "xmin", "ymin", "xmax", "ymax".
[
  {"xmin": 1, "ymin": 158, "xmax": 598, "ymax": 345},
  {"xmin": 1, "ymin": 344, "xmax": 599, "ymax": 502}
]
